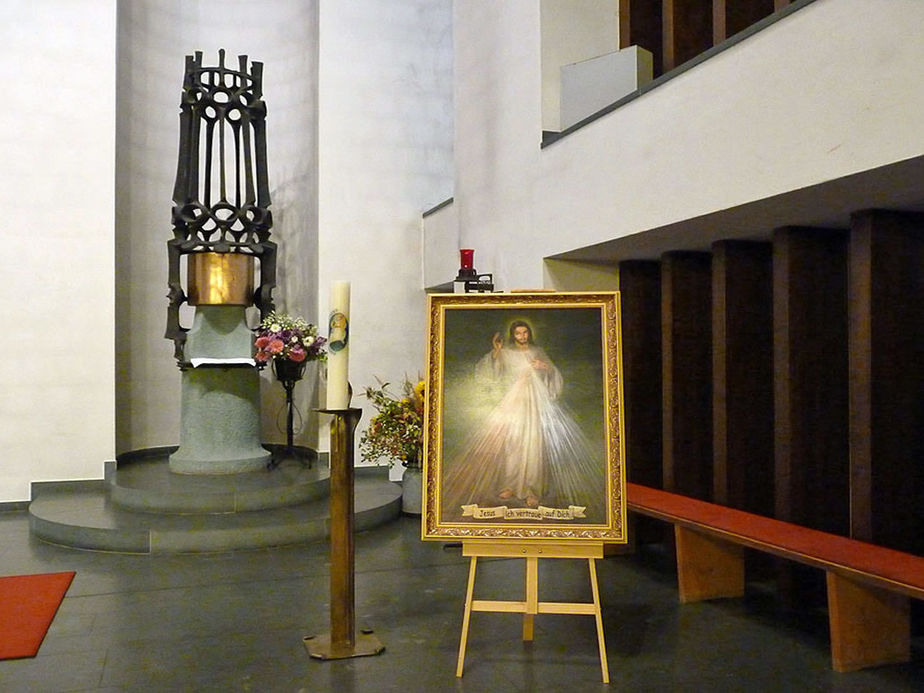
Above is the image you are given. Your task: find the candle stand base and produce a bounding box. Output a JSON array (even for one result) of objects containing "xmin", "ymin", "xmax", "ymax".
[{"xmin": 303, "ymin": 631, "xmax": 385, "ymax": 660}]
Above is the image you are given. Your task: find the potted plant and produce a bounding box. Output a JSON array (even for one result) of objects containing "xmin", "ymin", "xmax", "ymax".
[{"xmin": 359, "ymin": 377, "xmax": 426, "ymax": 514}]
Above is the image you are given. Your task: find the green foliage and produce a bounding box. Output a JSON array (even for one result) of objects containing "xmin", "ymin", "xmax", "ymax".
[{"xmin": 359, "ymin": 377, "xmax": 426, "ymax": 468}]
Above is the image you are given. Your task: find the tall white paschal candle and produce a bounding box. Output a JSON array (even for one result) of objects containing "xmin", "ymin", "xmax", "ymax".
[{"xmin": 326, "ymin": 281, "xmax": 351, "ymax": 409}]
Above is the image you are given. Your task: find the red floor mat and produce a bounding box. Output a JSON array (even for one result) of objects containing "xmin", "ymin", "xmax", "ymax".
[{"xmin": 0, "ymin": 571, "xmax": 75, "ymax": 659}]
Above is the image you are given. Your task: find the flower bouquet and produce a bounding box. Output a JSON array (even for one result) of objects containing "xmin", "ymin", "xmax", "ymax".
[
  {"xmin": 254, "ymin": 312, "xmax": 326, "ymax": 380},
  {"xmin": 359, "ymin": 377, "xmax": 426, "ymax": 469}
]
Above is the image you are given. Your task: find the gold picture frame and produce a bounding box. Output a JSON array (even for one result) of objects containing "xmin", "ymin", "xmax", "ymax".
[{"xmin": 422, "ymin": 292, "xmax": 626, "ymax": 542}]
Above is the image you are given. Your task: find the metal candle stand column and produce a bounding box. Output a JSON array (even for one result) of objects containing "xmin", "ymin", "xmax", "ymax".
[
  {"xmin": 267, "ymin": 359, "xmax": 311, "ymax": 470},
  {"xmin": 304, "ymin": 407, "xmax": 384, "ymax": 659}
]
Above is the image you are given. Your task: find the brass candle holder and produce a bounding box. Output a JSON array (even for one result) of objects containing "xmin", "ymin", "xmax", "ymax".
[
  {"xmin": 303, "ymin": 407, "xmax": 385, "ymax": 659},
  {"xmin": 186, "ymin": 252, "xmax": 255, "ymax": 306}
]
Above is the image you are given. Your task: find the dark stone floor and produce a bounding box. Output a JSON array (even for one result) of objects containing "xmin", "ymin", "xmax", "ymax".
[{"xmin": 0, "ymin": 511, "xmax": 921, "ymax": 692}]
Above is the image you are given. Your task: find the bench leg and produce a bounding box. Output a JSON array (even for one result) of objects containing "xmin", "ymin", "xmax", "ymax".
[
  {"xmin": 826, "ymin": 571, "xmax": 909, "ymax": 672},
  {"xmin": 674, "ymin": 526, "xmax": 744, "ymax": 603}
]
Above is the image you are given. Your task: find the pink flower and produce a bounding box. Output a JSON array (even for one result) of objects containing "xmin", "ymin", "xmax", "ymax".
[
  {"xmin": 255, "ymin": 351, "xmax": 271, "ymax": 362},
  {"xmin": 288, "ymin": 347, "xmax": 307, "ymax": 363},
  {"xmin": 255, "ymin": 335, "xmax": 271, "ymax": 349},
  {"xmin": 268, "ymin": 339, "xmax": 284, "ymax": 354}
]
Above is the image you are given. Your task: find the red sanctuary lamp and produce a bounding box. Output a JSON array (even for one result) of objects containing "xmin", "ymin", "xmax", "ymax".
[{"xmin": 453, "ymin": 248, "xmax": 494, "ymax": 293}]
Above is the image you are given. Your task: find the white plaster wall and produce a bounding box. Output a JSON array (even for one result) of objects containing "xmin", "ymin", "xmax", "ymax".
[
  {"xmin": 453, "ymin": 1, "xmax": 542, "ymax": 291},
  {"xmin": 560, "ymin": 46, "xmax": 652, "ymax": 130},
  {"xmin": 540, "ymin": 0, "xmax": 620, "ymax": 132},
  {"xmin": 450, "ymin": 0, "xmax": 924, "ymax": 291},
  {"xmin": 115, "ymin": 0, "xmax": 320, "ymax": 453},
  {"xmin": 318, "ymin": 0, "xmax": 453, "ymax": 471},
  {"xmin": 0, "ymin": 0, "xmax": 117, "ymax": 501},
  {"xmin": 422, "ymin": 202, "xmax": 460, "ymax": 290}
]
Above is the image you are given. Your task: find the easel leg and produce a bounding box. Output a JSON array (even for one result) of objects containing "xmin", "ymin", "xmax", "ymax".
[
  {"xmin": 588, "ymin": 558, "xmax": 609, "ymax": 684},
  {"xmin": 456, "ymin": 556, "xmax": 478, "ymax": 677},
  {"xmin": 523, "ymin": 556, "xmax": 538, "ymax": 641}
]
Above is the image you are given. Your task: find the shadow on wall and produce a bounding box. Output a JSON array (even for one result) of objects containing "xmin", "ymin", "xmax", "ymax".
[{"xmin": 260, "ymin": 175, "xmax": 321, "ymax": 449}]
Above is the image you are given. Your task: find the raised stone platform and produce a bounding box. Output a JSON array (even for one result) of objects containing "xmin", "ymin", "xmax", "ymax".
[
  {"xmin": 108, "ymin": 447, "xmax": 331, "ymax": 513},
  {"xmin": 28, "ymin": 447, "xmax": 402, "ymax": 553}
]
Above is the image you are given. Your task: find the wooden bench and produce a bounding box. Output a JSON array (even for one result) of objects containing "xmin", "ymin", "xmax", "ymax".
[{"xmin": 625, "ymin": 482, "xmax": 924, "ymax": 672}]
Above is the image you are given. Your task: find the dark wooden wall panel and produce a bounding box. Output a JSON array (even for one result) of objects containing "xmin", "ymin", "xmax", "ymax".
[
  {"xmin": 848, "ymin": 210, "xmax": 924, "ymax": 555},
  {"xmin": 712, "ymin": 241, "xmax": 773, "ymax": 515},
  {"xmin": 619, "ymin": 261, "xmax": 663, "ymax": 489},
  {"xmin": 663, "ymin": 0, "xmax": 713, "ymax": 71},
  {"xmin": 662, "ymin": 251, "xmax": 713, "ymax": 500},
  {"xmin": 621, "ymin": 0, "xmax": 787, "ymax": 76},
  {"xmin": 773, "ymin": 227, "xmax": 850, "ymax": 536},
  {"xmin": 714, "ymin": 0, "xmax": 775, "ymax": 43},
  {"xmin": 619, "ymin": 0, "xmax": 664, "ymax": 76}
]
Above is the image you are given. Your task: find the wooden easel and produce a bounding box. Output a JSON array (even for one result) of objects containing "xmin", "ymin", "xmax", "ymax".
[{"xmin": 456, "ymin": 540, "xmax": 609, "ymax": 683}]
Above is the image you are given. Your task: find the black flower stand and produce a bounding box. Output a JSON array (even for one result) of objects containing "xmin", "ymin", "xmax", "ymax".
[{"xmin": 268, "ymin": 358, "xmax": 311, "ymax": 470}]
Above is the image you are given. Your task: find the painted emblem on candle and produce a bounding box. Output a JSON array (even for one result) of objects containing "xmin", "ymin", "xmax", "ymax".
[{"xmin": 328, "ymin": 311, "xmax": 349, "ymax": 352}]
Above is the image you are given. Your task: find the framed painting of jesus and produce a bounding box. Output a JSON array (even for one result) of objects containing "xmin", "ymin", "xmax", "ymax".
[{"xmin": 421, "ymin": 291, "xmax": 626, "ymax": 543}]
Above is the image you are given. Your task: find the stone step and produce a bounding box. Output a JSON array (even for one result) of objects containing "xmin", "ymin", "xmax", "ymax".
[
  {"xmin": 29, "ymin": 464, "xmax": 401, "ymax": 554},
  {"xmin": 108, "ymin": 449, "xmax": 330, "ymax": 513}
]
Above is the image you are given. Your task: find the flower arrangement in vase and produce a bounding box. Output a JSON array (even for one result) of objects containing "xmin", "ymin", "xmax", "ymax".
[
  {"xmin": 254, "ymin": 311, "xmax": 326, "ymax": 381},
  {"xmin": 359, "ymin": 377, "xmax": 425, "ymax": 470}
]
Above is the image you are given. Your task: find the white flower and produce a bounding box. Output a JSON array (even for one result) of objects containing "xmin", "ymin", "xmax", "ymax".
[{"xmin": 269, "ymin": 323, "xmax": 281, "ymax": 332}]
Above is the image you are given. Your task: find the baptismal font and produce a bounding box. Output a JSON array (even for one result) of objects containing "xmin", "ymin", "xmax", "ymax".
[{"xmin": 164, "ymin": 50, "xmax": 277, "ymax": 474}]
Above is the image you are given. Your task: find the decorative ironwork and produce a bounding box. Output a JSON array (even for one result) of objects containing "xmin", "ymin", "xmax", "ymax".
[{"xmin": 165, "ymin": 49, "xmax": 277, "ymax": 365}]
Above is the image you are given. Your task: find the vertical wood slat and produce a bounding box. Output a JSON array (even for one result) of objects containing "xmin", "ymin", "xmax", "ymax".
[
  {"xmin": 663, "ymin": 0, "xmax": 713, "ymax": 72},
  {"xmin": 713, "ymin": 0, "xmax": 775, "ymax": 44},
  {"xmin": 848, "ymin": 210, "xmax": 924, "ymax": 555},
  {"xmin": 662, "ymin": 251, "xmax": 712, "ymax": 500},
  {"xmin": 619, "ymin": 0, "xmax": 664, "ymax": 77},
  {"xmin": 773, "ymin": 227, "xmax": 850, "ymax": 536},
  {"xmin": 618, "ymin": 261, "xmax": 663, "ymax": 489},
  {"xmin": 712, "ymin": 241, "xmax": 773, "ymax": 515}
]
